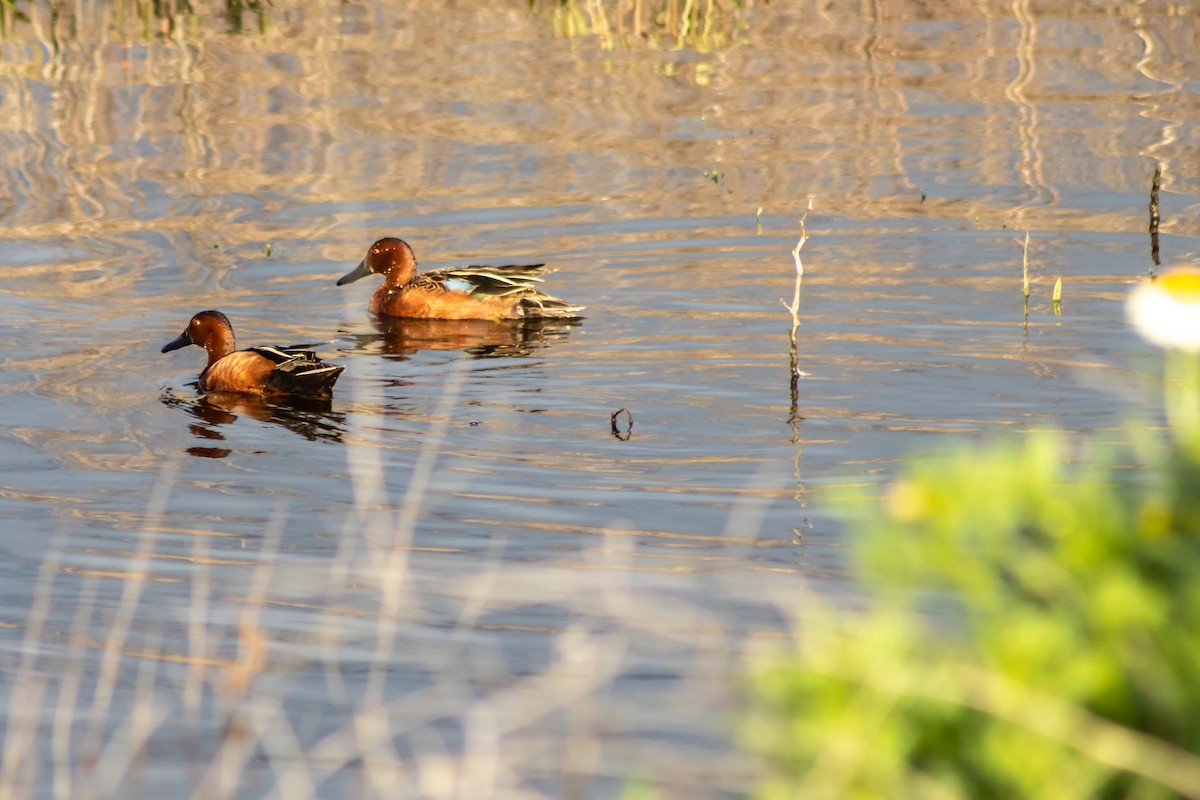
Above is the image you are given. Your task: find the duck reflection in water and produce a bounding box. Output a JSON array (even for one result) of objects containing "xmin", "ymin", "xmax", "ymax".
[
  {"xmin": 162, "ymin": 390, "xmax": 346, "ymax": 458},
  {"xmin": 345, "ymin": 315, "xmax": 583, "ymax": 359}
]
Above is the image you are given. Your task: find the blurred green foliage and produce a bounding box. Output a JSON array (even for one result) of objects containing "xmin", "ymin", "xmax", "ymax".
[{"xmin": 745, "ymin": 427, "xmax": 1200, "ymax": 799}]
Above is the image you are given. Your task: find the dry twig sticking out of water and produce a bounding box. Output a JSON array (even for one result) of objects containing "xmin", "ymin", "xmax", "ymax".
[
  {"xmin": 1149, "ymin": 166, "xmax": 1161, "ymax": 272},
  {"xmin": 1022, "ymin": 231, "xmax": 1031, "ymax": 299},
  {"xmin": 782, "ymin": 197, "xmax": 813, "ymax": 418},
  {"xmin": 1021, "ymin": 231, "xmax": 1032, "ymax": 331}
]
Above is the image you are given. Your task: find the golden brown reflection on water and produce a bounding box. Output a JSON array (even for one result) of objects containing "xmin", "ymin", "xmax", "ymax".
[
  {"xmin": 0, "ymin": 0, "xmax": 1198, "ymax": 796},
  {"xmin": 1, "ymin": 1, "xmax": 1194, "ymax": 242}
]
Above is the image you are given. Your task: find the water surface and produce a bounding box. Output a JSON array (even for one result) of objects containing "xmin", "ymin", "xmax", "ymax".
[{"xmin": 0, "ymin": 0, "xmax": 1197, "ymax": 796}]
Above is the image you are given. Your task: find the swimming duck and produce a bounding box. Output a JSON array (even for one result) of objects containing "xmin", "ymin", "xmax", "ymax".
[
  {"xmin": 336, "ymin": 237, "xmax": 583, "ymax": 321},
  {"xmin": 162, "ymin": 310, "xmax": 344, "ymax": 398}
]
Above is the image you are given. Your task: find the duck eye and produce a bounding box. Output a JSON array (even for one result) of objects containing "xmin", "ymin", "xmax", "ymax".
[{"xmin": 372, "ymin": 248, "xmax": 380, "ymax": 255}]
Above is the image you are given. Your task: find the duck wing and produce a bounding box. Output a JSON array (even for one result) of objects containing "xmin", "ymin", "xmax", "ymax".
[
  {"xmin": 425, "ymin": 264, "xmax": 549, "ymax": 299},
  {"xmin": 249, "ymin": 346, "xmax": 345, "ymax": 398}
]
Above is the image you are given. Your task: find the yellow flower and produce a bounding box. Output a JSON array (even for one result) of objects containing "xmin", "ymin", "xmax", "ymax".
[{"xmin": 1127, "ymin": 267, "xmax": 1200, "ymax": 353}]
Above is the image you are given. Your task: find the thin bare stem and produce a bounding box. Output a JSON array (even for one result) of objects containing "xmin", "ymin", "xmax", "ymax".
[
  {"xmin": 782, "ymin": 196, "xmax": 814, "ymax": 422},
  {"xmin": 1022, "ymin": 231, "xmax": 1031, "ymax": 299},
  {"xmin": 1021, "ymin": 231, "xmax": 1031, "ymax": 334},
  {"xmin": 0, "ymin": 528, "xmax": 67, "ymax": 800},
  {"xmin": 1149, "ymin": 166, "xmax": 1161, "ymax": 272}
]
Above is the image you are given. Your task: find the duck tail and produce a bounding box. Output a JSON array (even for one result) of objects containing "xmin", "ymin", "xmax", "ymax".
[
  {"xmin": 519, "ymin": 293, "xmax": 585, "ymax": 320},
  {"xmin": 284, "ymin": 362, "xmax": 345, "ymax": 398},
  {"xmin": 255, "ymin": 347, "xmax": 345, "ymax": 398}
]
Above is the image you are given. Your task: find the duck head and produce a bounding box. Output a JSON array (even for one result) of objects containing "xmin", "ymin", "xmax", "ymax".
[
  {"xmin": 162, "ymin": 310, "xmax": 237, "ymax": 362},
  {"xmin": 337, "ymin": 237, "xmax": 419, "ymax": 287}
]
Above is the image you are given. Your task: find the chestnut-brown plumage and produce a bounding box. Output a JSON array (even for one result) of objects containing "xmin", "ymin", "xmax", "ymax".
[
  {"xmin": 162, "ymin": 310, "xmax": 344, "ymax": 398},
  {"xmin": 336, "ymin": 237, "xmax": 583, "ymax": 321}
]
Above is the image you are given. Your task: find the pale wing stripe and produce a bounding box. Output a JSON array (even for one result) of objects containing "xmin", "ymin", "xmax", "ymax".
[
  {"xmin": 253, "ymin": 345, "xmax": 313, "ymax": 362},
  {"xmin": 445, "ymin": 268, "xmax": 546, "ymax": 285},
  {"xmin": 293, "ymin": 365, "xmax": 341, "ymax": 376}
]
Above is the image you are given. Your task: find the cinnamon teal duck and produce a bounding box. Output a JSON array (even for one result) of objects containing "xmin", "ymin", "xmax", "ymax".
[
  {"xmin": 162, "ymin": 310, "xmax": 344, "ymax": 398},
  {"xmin": 336, "ymin": 237, "xmax": 583, "ymax": 321}
]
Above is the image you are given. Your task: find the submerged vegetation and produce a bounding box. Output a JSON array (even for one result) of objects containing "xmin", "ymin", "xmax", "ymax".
[
  {"xmin": 533, "ymin": 0, "xmax": 752, "ymax": 50},
  {"xmin": 744, "ymin": 269, "xmax": 1200, "ymax": 798},
  {"xmin": 1, "ymin": 0, "xmax": 751, "ymax": 48},
  {"xmin": 0, "ymin": 0, "xmax": 270, "ymax": 37}
]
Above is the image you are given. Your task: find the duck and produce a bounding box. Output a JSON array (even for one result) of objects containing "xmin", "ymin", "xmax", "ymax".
[
  {"xmin": 162, "ymin": 310, "xmax": 344, "ymax": 398},
  {"xmin": 336, "ymin": 236, "xmax": 583, "ymax": 321}
]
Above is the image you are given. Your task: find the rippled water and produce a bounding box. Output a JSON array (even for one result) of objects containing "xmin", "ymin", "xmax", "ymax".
[{"xmin": 0, "ymin": 0, "xmax": 1198, "ymax": 796}]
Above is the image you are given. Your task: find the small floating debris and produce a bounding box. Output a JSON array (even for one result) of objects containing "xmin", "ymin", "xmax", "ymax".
[{"xmin": 611, "ymin": 407, "xmax": 633, "ymax": 440}]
